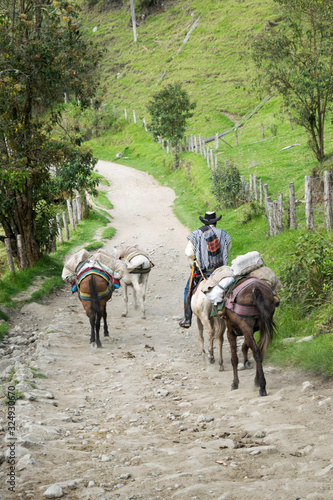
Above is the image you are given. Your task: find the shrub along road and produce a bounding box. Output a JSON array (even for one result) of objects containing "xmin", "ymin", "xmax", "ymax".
[{"xmin": 0, "ymin": 160, "xmax": 332, "ymax": 500}]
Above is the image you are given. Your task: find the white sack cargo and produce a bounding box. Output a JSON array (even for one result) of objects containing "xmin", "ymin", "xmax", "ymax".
[
  {"xmin": 62, "ymin": 249, "xmax": 91, "ymax": 281},
  {"xmin": 205, "ymin": 276, "xmax": 235, "ymax": 306},
  {"xmin": 201, "ymin": 265, "xmax": 234, "ymax": 294},
  {"xmin": 231, "ymin": 251, "xmax": 264, "ymax": 276}
]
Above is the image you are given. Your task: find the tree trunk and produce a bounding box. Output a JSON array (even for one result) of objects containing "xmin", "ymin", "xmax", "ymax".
[{"xmin": 0, "ymin": 182, "xmax": 40, "ymax": 268}]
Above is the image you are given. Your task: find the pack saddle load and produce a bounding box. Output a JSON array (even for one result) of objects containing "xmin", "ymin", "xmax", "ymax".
[
  {"xmin": 201, "ymin": 251, "xmax": 282, "ymax": 316},
  {"xmin": 62, "ymin": 249, "xmax": 121, "ymax": 300}
]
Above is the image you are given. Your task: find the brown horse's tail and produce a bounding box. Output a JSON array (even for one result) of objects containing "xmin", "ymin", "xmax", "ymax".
[
  {"xmin": 252, "ymin": 286, "xmax": 277, "ymax": 361},
  {"xmin": 89, "ymin": 275, "xmax": 100, "ymax": 323}
]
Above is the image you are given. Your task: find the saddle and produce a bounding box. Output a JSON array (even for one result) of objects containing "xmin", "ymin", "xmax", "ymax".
[
  {"xmin": 73, "ymin": 261, "xmax": 120, "ymax": 301},
  {"xmin": 210, "ymin": 277, "xmax": 276, "ymax": 318}
]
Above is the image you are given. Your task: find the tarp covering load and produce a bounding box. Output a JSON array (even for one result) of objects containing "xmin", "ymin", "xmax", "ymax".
[
  {"xmin": 120, "ymin": 249, "xmax": 154, "ymax": 274},
  {"xmin": 230, "ymin": 251, "xmax": 265, "ymax": 276},
  {"xmin": 61, "ymin": 249, "xmax": 91, "ymax": 282},
  {"xmin": 61, "ymin": 249, "xmax": 121, "ymax": 285},
  {"xmin": 203, "ymin": 251, "xmax": 282, "ymax": 309}
]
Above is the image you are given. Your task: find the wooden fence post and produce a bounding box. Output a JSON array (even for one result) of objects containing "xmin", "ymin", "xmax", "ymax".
[
  {"xmin": 215, "ymin": 133, "xmax": 219, "ymax": 151},
  {"xmin": 259, "ymin": 179, "xmax": 263, "ymax": 206},
  {"xmin": 249, "ymin": 174, "xmax": 253, "ymax": 196},
  {"xmin": 261, "ymin": 123, "xmax": 265, "ymax": 140},
  {"xmin": 4, "ymin": 238, "xmax": 15, "ymax": 273},
  {"xmin": 130, "ymin": 0, "xmax": 137, "ymax": 42},
  {"xmin": 305, "ymin": 176, "xmax": 314, "ymax": 231},
  {"xmin": 16, "ymin": 234, "xmax": 26, "ymax": 269},
  {"xmin": 210, "ymin": 149, "xmax": 214, "ymax": 170},
  {"xmin": 143, "ymin": 117, "xmax": 148, "ymax": 132},
  {"xmin": 72, "ymin": 198, "xmax": 78, "ymax": 226},
  {"xmin": 113, "ymin": 105, "xmax": 116, "ymax": 118},
  {"xmin": 266, "ymin": 197, "xmax": 276, "ymax": 236},
  {"xmin": 133, "ymin": 110, "xmax": 136, "ymax": 124},
  {"xmin": 124, "ymin": 108, "xmax": 127, "ymax": 120},
  {"xmin": 76, "ymin": 194, "xmax": 82, "ymax": 221},
  {"xmin": 56, "ymin": 214, "xmax": 63, "ymax": 245},
  {"xmin": 264, "ymin": 184, "xmax": 269, "ymax": 217},
  {"xmin": 253, "ymin": 175, "xmax": 258, "ymax": 201},
  {"xmin": 67, "ymin": 199, "xmax": 75, "ymax": 231},
  {"xmin": 195, "ymin": 136, "xmax": 198, "ymax": 154},
  {"xmin": 289, "ymin": 182, "xmax": 297, "ymax": 229},
  {"xmin": 235, "ymin": 128, "xmax": 239, "ymax": 146},
  {"xmin": 324, "ymin": 170, "xmax": 333, "ymax": 232},
  {"xmin": 277, "ymin": 193, "xmax": 284, "ymax": 233},
  {"xmin": 199, "ymin": 135, "xmax": 203, "ymax": 156},
  {"xmin": 62, "ymin": 212, "xmax": 69, "ymax": 241}
]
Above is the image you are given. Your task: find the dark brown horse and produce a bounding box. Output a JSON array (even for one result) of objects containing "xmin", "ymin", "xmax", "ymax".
[
  {"xmin": 224, "ymin": 277, "xmax": 278, "ymax": 396},
  {"xmin": 78, "ymin": 273, "xmax": 115, "ymax": 348}
]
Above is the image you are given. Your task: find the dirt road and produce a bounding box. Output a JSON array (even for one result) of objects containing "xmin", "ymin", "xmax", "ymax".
[{"xmin": 0, "ymin": 160, "xmax": 332, "ymax": 500}]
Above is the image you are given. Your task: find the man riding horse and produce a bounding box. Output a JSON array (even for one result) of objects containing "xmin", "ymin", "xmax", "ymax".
[{"xmin": 179, "ymin": 211, "xmax": 232, "ymax": 328}]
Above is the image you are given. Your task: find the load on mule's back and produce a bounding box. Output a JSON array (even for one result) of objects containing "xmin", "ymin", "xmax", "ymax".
[
  {"xmin": 113, "ymin": 245, "xmax": 154, "ymax": 319},
  {"xmin": 203, "ymin": 251, "xmax": 282, "ymax": 396},
  {"xmin": 62, "ymin": 249, "xmax": 121, "ymax": 348}
]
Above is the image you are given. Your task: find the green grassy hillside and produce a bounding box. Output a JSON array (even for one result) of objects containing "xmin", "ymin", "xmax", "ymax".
[{"xmin": 78, "ymin": 0, "xmax": 333, "ymax": 194}]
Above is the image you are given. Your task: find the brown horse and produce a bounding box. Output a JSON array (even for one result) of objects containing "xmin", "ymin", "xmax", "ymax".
[
  {"xmin": 224, "ymin": 277, "xmax": 278, "ymax": 396},
  {"xmin": 78, "ymin": 273, "xmax": 115, "ymax": 348}
]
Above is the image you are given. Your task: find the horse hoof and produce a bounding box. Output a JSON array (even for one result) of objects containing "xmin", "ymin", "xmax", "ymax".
[
  {"xmin": 121, "ymin": 313, "xmax": 127, "ymax": 317},
  {"xmin": 231, "ymin": 383, "xmax": 239, "ymax": 391},
  {"xmin": 90, "ymin": 342, "xmax": 97, "ymax": 350},
  {"xmin": 104, "ymin": 333, "xmax": 109, "ymax": 337},
  {"xmin": 209, "ymin": 357, "xmax": 215, "ymax": 364},
  {"xmin": 245, "ymin": 360, "xmax": 253, "ymax": 370},
  {"xmin": 219, "ymin": 365, "xmax": 224, "ymax": 372},
  {"xmin": 259, "ymin": 388, "xmax": 267, "ymax": 396}
]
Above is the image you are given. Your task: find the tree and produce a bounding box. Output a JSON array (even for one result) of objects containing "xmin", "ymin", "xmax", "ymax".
[
  {"xmin": 252, "ymin": 0, "xmax": 333, "ymax": 164},
  {"xmin": 147, "ymin": 82, "xmax": 196, "ymax": 167},
  {"xmin": 0, "ymin": 0, "xmax": 102, "ymax": 267}
]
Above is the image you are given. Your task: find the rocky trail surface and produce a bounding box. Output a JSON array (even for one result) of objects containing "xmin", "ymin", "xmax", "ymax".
[{"xmin": 0, "ymin": 161, "xmax": 332, "ymax": 500}]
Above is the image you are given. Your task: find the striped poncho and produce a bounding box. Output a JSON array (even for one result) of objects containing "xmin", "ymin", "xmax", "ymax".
[{"xmin": 187, "ymin": 225, "xmax": 231, "ymax": 275}]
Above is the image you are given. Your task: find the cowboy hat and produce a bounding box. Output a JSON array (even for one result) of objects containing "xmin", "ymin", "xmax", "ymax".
[{"xmin": 199, "ymin": 211, "xmax": 222, "ymax": 225}]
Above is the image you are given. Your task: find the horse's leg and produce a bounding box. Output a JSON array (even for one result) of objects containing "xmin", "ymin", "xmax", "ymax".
[
  {"xmin": 196, "ymin": 316, "xmax": 205, "ymax": 355},
  {"xmin": 89, "ymin": 311, "xmax": 95, "ymax": 345},
  {"xmin": 246, "ymin": 329, "xmax": 267, "ymax": 396},
  {"xmin": 207, "ymin": 319, "xmax": 215, "ymax": 364},
  {"xmin": 95, "ymin": 311, "xmax": 102, "ymax": 348},
  {"xmin": 241, "ymin": 342, "xmax": 253, "ymax": 369},
  {"xmin": 227, "ymin": 325, "xmax": 239, "ymax": 390},
  {"xmin": 215, "ymin": 317, "xmax": 225, "ymax": 372},
  {"xmin": 122, "ymin": 283, "xmax": 129, "ymax": 317},
  {"xmin": 132, "ymin": 276, "xmax": 145, "ymax": 319},
  {"xmin": 102, "ymin": 303, "xmax": 109, "ymax": 337}
]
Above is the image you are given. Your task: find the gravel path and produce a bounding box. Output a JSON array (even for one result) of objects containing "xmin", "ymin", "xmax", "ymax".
[{"xmin": 0, "ymin": 160, "xmax": 332, "ymax": 500}]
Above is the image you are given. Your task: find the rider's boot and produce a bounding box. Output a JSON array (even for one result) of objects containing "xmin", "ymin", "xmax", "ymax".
[{"xmin": 179, "ymin": 299, "xmax": 192, "ymax": 328}]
